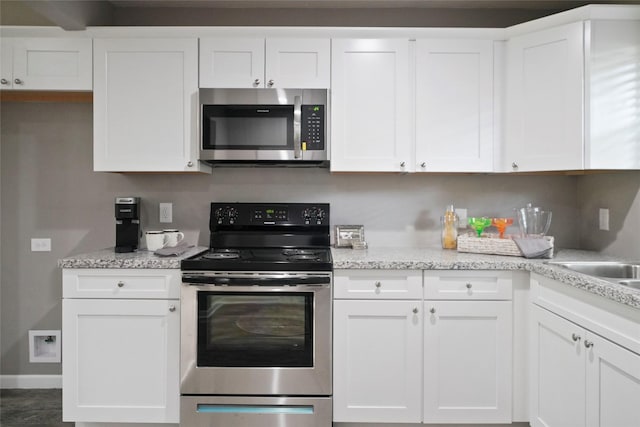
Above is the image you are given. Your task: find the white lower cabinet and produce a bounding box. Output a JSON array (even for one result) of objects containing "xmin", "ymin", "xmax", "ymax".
[
  {"xmin": 423, "ymin": 300, "xmax": 512, "ymax": 423},
  {"xmin": 531, "ymin": 304, "xmax": 640, "ymax": 427},
  {"xmin": 333, "ymin": 269, "xmax": 514, "ymax": 425},
  {"xmin": 62, "ymin": 269, "xmax": 180, "ymax": 424}
]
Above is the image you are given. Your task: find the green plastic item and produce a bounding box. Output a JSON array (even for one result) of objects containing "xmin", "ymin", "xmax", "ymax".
[{"xmin": 468, "ymin": 217, "xmax": 492, "ymax": 237}]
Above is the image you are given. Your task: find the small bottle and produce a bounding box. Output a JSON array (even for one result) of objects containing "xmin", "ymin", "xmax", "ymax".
[{"xmin": 441, "ymin": 205, "xmax": 459, "ymax": 249}]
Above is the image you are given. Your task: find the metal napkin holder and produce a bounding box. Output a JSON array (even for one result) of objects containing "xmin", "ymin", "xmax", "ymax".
[{"xmin": 335, "ymin": 225, "xmax": 366, "ymax": 248}]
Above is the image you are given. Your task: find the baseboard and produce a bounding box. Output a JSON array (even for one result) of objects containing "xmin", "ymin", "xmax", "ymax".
[{"xmin": 0, "ymin": 374, "xmax": 62, "ymax": 389}]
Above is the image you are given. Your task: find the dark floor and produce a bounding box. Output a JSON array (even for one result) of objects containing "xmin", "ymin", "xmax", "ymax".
[{"xmin": 0, "ymin": 389, "xmax": 72, "ymax": 427}]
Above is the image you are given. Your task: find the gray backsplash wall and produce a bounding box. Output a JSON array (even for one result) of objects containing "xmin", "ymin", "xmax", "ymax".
[
  {"xmin": 577, "ymin": 172, "xmax": 640, "ymax": 259},
  {"xmin": 0, "ymin": 100, "xmax": 630, "ymax": 376}
]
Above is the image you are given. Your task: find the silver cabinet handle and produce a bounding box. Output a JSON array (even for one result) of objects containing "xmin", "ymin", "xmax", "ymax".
[
  {"xmin": 466, "ymin": 283, "xmax": 472, "ymax": 289},
  {"xmin": 429, "ymin": 307, "xmax": 436, "ymax": 314},
  {"xmin": 169, "ymin": 305, "xmax": 176, "ymax": 312},
  {"xmin": 187, "ymin": 161, "xmax": 194, "ymax": 168},
  {"xmin": 420, "ymin": 162, "xmax": 426, "ymax": 168},
  {"xmin": 512, "ymin": 162, "xmax": 518, "ymax": 170},
  {"xmin": 412, "ymin": 307, "xmax": 418, "ymax": 314},
  {"xmin": 572, "ymin": 333, "xmax": 581, "ymax": 342},
  {"xmin": 0, "ymin": 78, "xmax": 9, "ymax": 85},
  {"xmin": 14, "ymin": 78, "xmax": 23, "ymax": 85},
  {"xmin": 374, "ymin": 281, "xmax": 381, "ymax": 288},
  {"xmin": 253, "ymin": 78, "xmax": 260, "ymax": 86},
  {"xmin": 400, "ymin": 161, "xmax": 406, "ymax": 167},
  {"xmin": 117, "ymin": 281, "xmax": 124, "ymax": 288},
  {"xmin": 267, "ymin": 79, "xmax": 274, "ymax": 87},
  {"xmin": 584, "ymin": 340, "xmax": 594, "ymax": 348}
]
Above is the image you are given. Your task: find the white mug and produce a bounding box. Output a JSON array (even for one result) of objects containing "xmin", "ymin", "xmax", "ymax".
[
  {"xmin": 163, "ymin": 229, "xmax": 185, "ymax": 247},
  {"xmin": 145, "ymin": 231, "xmax": 167, "ymax": 251}
]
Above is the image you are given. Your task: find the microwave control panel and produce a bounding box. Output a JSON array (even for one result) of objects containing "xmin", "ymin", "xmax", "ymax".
[{"xmin": 301, "ymin": 105, "xmax": 325, "ymax": 150}]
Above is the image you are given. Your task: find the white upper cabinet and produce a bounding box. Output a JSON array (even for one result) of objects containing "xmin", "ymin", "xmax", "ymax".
[
  {"xmin": 0, "ymin": 37, "xmax": 92, "ymax": 91},
  {"xmin": 505, "ymin": 17, "xmax": 640, "ymax": 172},
  {"xmin": 505, "ymin": 22, "xmax": 584, "ymax": 172},
  {"xmin": 93, "ymin": 38, "xmax": 208, "ymax": 173},
  {"xmin": 331, "ymin": 39, "xmax": 412, "ymax": 172},
  {"xmin": 415, "ymin": 39, "xmax": 495, "ymax": 172},
  {"xmin": 199, "ymin": 38, "xmax": 330, "ymax": 88}
]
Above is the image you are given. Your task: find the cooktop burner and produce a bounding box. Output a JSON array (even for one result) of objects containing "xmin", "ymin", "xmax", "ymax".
[{"xmin": 183, "ymin": 247, "xmax": 332, "ymax": 272}]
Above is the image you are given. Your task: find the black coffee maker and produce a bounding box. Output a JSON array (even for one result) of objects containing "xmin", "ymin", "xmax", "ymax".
[{"xmin": 115, "ymin": 197, "xmax": 141, "ymax": 253}]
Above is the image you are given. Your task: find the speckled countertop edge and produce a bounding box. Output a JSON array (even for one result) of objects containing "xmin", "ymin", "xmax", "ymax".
[
  {"xmin": 58, "ymin": 246, "xmax": 640, "ymax": 310},
  {"xmin": 332, "ymin": 247, "xmax": 640, "ymax": 310},
  {"xmin": 57, "ymin": 246, "xmax": 208, "ymax": 269}
]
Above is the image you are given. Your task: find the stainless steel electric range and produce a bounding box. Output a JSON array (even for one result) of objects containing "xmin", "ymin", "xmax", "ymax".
[{"xmin": 181, "ymin": 202, "xmax": 332, "ymax": 427}]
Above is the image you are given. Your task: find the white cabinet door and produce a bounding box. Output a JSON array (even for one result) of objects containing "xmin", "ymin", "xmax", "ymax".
[
  {"xmin": 585, "ymin": 331, "xmax": 640, "ymax": 427},
  {"xmin": 505, "ymin": 22, "xmax": 584, "ymax": 172},
  {"xmin": 93, "ymin": 38, "xmax": 206, "ymax": 172},
  {"xmin": 1, "ymin": 37, "xmax": 92, "ymax": 90},
  {"xmin": 333, "ymin": 299, "xmax": 422, "ymax": 423},
  {"xmin": 265, "ymin": 38, "xmax": 330, "ymax": 88},
  {"xmin": 415, "ymin": 39, "xmax": 494, "ymax": 172},
  {"xmin": 423, "ymin": 300, "xmax": 512, "ymax": 423},
  {"xmin": 199, "ymin": 38, "xmax": 265, "ymax": 88},
  {"xmin": 530, "ymin": 305, "xmax": 586, "ymax": 427},
  {"xmin": 62, "ymin": 299, "xmax": 180, "ymax": 423},
  {"xmin": 1, "ymin": 38, "xmax": 13, "ymax": 89},
  {"xmin": 331, "ymin": 39, "xmax": 412, "ymax": 172}
]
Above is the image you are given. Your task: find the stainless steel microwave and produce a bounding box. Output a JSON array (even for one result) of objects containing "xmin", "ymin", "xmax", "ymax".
[{"xmin": 199, "ymin": 88, "xmax": 328, "ymax": 166}]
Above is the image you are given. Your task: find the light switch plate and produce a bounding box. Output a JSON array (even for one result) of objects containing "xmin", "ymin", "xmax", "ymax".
[
  {"xmin": 599, "ymin": 208, "xmax": 609, "ymax": 231},
  {"xmin": 31, "ymin": 238, "xmax": 51, "ymax": 252}
]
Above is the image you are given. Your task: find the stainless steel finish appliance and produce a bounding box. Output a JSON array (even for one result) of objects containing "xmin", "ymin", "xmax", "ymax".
[
  {"xmin": 114, "ymin": 196, "xmax": 140, "ymax": 253},
  {"xmin": 199, "ymin": 89, "xmax": 328, "ymax": 166},
  {"xmin": 181, "ymin": 202, "xmax": 332, "ymax": 427}
]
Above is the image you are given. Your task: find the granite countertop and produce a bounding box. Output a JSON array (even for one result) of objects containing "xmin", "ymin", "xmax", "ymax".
[
  {"xmin": 332, "ymin": 247, "xmax": 640, "ymax": 310},
  {"xmin": 57, "ymin": 246, "xmax": 207, "ymax": 269},
  {"xmin": 58, "ymin": 246, "xmax": 640, "ymax": 310}
]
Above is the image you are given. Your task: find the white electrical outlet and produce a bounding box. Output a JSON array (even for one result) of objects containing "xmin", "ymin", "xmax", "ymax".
[
  {"xmin": 599, "ymin": 208, "xmax": 610, "ymax": 231},
  {"xmin": 455, "ymin": 208, "xmax": 468, "ymax": 226},
  {"xmin": 31, "ymin": 238, "xmax": 51, "ymax": 252},
  {"xmin": 160, "ymin": 203, "xmax": 173, "ymax": 223}
]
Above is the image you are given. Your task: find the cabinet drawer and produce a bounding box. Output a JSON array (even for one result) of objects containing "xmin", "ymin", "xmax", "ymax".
[
  {"xmin": 334, "ymin": 270, "xmax": 423, "ymax": 299},
  {"xmin": 424, "ymin": 271, "xmax": 512, "ymax": 300},
  {"xmin": 63, "ymin": 269, "xmax": 180, "ymax": 299}
]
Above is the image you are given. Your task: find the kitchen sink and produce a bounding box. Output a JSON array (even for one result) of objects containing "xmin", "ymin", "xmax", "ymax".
[{"xmin": 545, "ymin": 261, "xmax": 640, "ymax": 289}]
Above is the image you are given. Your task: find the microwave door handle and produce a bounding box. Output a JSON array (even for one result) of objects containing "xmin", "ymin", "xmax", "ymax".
[{"xmin": 293, "ymin": 95, "xmax": 302, "ymax": 159}]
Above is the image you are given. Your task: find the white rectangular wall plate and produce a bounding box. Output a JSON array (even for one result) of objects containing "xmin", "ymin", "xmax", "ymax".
[
  {"xmin": 31, "ymin": 238, "xmax": 51, "ymax": 252},
  {"xmin": 29, "ymin": 330, "xmax": 61, "ymax": 363},
  {"xmin": 599, "ymin": 208, "xmax": 610, "ymax": 231},
  {"xmin": 160, "ymin": 203, "xmax": 173, "ymax": 223}
]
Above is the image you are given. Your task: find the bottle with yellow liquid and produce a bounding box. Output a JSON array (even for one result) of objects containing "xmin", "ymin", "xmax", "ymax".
[{"xmin": 441, "ymin": 205, "xmax": 459, "ymax": 249}]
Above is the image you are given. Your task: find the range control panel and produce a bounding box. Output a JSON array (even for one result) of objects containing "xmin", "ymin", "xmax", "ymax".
[
  {"xmin": 301, "ymin": 105, "xmax": 325, "ymax": 150},
  {"xmin": 210, "ymin": 203, "xmax": 329, "ymax": 228}
]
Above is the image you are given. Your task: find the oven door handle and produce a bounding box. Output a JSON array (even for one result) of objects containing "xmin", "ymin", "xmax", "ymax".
[{"xmin": 183, "ymin": 275, "xmax": 330, "ymax": 286}]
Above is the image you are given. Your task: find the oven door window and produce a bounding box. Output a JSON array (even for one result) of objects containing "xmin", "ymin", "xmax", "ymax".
[
  {"xmin": 197, "ymin": 292, "xmax": 313, "ymax": 367},
  {"xmin": 202, "ymin": 105, "xmax": 294, "ymax": 150}
]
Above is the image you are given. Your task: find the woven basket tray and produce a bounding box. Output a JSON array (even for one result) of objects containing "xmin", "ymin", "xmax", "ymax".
[{"xmin": 457, "ymin": 232, "xmax": 554, "ymax": 258}]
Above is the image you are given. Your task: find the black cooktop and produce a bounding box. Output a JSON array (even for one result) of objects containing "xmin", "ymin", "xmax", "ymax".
[{"xmin": 182, "ymin": 247, "xmax": 333, "ymax": 272}]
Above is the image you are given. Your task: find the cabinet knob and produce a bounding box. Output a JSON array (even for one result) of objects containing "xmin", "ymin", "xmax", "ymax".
[
  {"xmin": 571, "ymin": 333, "xmax": 581, "ymax": 342},
  {"xmin": 412, "ymin": 307, "xmax": 418, "ymax": 314},
  {"xmin": 187, "ymin": 161, "xmax": 194, "ymax": 168},
  {"xmin": 267, "ymin": 79, "xmax": 274, "ymax": 87},
  {"xmin": 466, "ymin": 282, "xmax": 472, "ymax": 289},
  {"xmin": 0, "ymin": 78, "xmax": 9, "ymax": 85},
  {"xmin": 117, "ymin": 281, "xmax": 124, "ymax": 288},
  {"xmin": 374, "ymin": 281, "xmax": 381, "ymax": 288},
  {"xmin": 14, "ymin": 78, "xmax": 23, "ymax": 85},
  {"xmin": 169, "ymin": 305, "xmax": 176, "ymax": 312},
  {"xmin": 512, "ymin": 162, "xmax": 519, "ymax": 170},
  {"xmin": 253, "ymin": 78, "xmax": 260, "ymax": 86},
  {"xmin": 400, "ymin": 161, "xmax": 406, "ymax": 167},
  {"xmin": 420, "ymin": 162, "xmax": 426, "ymax": 168},
  {"xmin": 429, "ymin": 307, "xmax": 436, "ymax": 314},
  {"xmin": 584, "ymin": 340, "xmax": 594, "ymax": 349}
]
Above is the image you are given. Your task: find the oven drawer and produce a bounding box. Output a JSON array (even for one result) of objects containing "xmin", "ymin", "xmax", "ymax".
[
  {"xmin": 424, "ymin": 270, "xmax": 512, "ymax": 300},
  {"xmin": 334, "ymin": 269, "xmax": 423, "ymax": 299},
  {"xmin": 181, "ymin": 396, "xmax": 332, "ymax": 427},
  {"xmin": 63, "ymin": 269, "xmax": 180, "ymax": 299}
]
